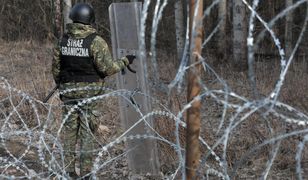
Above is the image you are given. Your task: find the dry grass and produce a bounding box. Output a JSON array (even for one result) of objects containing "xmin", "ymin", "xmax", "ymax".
[
  {"xmin": 152, "ymin": 49, "xmax": 308, "ymax": 178},
  {"xmin": 0, "ymin": 40, "xmax": 55, "ymax": 100},
  {"xmin": 0, "ymin": 41, "xmax": 307, "ymax": 178},
  {"xmin": 0, "ymin": 40, "xmax": 127, "ymax": 137}
]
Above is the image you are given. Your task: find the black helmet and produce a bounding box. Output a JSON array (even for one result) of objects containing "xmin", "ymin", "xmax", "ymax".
[{"xmin": 69, "ymin": 3, "xmax": 95, "ymax": 25}]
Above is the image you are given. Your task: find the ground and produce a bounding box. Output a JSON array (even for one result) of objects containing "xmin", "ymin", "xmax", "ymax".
[{"xmin": 0, "ymin": 41, "xmax": 308, "ymax": 179}]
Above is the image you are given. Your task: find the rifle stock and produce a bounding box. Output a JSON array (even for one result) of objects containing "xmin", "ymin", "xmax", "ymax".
[{"xmin": 43, "ymin": 85, "xmax": 59, "ymax": 103}]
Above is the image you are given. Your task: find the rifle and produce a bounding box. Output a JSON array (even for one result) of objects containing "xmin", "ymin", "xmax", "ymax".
[
  {"xmin": 44, "ymin": 64, "xmax": 135, "ymax": 103},
  {"xmin": 43, "ymin": 85, "xmax": 59, "ymax": 103}
]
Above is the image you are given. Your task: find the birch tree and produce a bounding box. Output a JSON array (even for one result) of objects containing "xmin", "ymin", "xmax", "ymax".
[
  {"xmin": 232, "ymin": 0, "xmax": 248, "ymax": 71},
  {"xmin": 174, "ymin": 0, "xmax": 185, "ymax": 63},
  {"xmin": 285, "ymin": 0, "xmax": 293, "ymax": 59}
]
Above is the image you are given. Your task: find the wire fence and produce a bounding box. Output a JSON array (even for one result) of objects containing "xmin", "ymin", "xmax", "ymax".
[{"xmin": 0, "ymin": 0, "xmax": 308, "ymax": 179}]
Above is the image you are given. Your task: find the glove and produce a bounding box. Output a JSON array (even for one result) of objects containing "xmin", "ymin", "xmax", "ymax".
[{"xmin": 126, "ymin": 55, "xmax": 136, "ymax": 64}]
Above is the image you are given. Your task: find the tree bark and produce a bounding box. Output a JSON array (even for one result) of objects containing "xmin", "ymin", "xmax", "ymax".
[
  {"xmin": 186, "ymin": 0, "xmax": 203, "ymax": 179},
  {"xmin": 174, "ymin": 0, "xmax": 185, "ymax": 63},
  {"xmin": 232, "ymin": 0, "xmax": 248, "ymax": 71},
  {"xmin": 217, "ymin": 0, "xmax": 227, "ymax": 63},
  {"xmin": 63, "ymin": 0, "xmax": 72, "ymax": 31},
  {"xmin": 285, "ymin": 0, "xmax": 293, "ymax": 59},
  {"xmin": 54, "ymin": 0, "xmax": 62, "ymax": 38}
]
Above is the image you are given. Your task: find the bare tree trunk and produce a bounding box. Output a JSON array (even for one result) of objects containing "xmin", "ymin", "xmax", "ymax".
[
  {"xmin": 285, "ymin": 0, "xmax": 293, "ymax": 59},
  {"xmin": 63, "ymin": 0, "xmax": 72, "ymax": 31},
  {"xmin": 219, "ymin": 0, "xmax": 227, "ymax": 35},
  {"xmin": 217, "ymin": 0, "xmax": 227, "ymax": 63},
  {"xmin": 54, "ymin": 0, "xmax": 62, "ymax": 38},
  {"xmin": 232, "ymin": 0, "xmax": 248, "ymax": 71},
  {"xmin": 186, "ymin": 0, "xmax": 203, "ymax": 179},
  {"xmin": 174, "ymin": 0, "xmax": 185, "ymax": 63},
  {"xmin": 305, "ymin": 4, "xmax": 308, "ymax": 74}
]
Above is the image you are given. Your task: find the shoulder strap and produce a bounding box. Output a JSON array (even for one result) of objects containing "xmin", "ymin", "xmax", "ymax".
[{"xmin": 87, "ymin": 33, "xmax": 97, "ymax": 41}]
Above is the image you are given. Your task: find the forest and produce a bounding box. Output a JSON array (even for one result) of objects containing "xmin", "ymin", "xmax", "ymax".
[{"xmin": 0, "ymin": 0, "xmax": 308, "ymax": 179}]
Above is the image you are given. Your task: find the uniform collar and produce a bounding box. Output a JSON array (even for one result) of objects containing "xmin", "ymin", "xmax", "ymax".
[{"xmin": 66, "ymin": 23, "xmax": 96, "ymax": 38}]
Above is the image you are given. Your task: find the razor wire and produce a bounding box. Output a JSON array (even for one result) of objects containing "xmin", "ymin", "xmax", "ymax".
[{"xmin": 0, "ymin": 0, "xmax": 308, "ymax": 179}]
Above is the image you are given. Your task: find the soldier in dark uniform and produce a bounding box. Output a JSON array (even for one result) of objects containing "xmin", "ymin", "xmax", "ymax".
[{"xmin": 52, "ymin": 3, "xmax": 135, "ymax": 179}]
